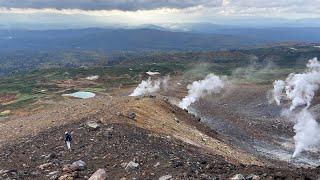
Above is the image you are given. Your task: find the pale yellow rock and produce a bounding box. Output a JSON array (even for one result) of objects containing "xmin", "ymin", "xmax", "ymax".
[{"xmin": 0, "ymin": 110, "xmax": 11, "ymax": 116}]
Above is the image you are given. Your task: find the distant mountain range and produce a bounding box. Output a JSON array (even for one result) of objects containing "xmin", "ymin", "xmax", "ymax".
[{"xmin": 0, "ymin": 26, "xmax": 320, "ymax": 52}]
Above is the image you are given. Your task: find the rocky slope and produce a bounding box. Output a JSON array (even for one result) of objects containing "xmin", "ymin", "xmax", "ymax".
[{"xmin": 0, "ymin": 94, "xmax": 320, "ymax": 179}]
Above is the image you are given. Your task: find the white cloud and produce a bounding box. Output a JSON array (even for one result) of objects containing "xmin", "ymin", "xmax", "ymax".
[
  {"xmin": 0, "ymin": 0, "xmax": 220, "ymax": 11},
  {"xmin": 0, "ymin": 0, "xmax": 320, "ymax": 28}
]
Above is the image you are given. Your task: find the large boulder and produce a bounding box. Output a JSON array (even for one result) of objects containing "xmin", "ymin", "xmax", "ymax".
[{"xmin": 88, "ymin": 169, "xmax": 107, "ymax": 180}]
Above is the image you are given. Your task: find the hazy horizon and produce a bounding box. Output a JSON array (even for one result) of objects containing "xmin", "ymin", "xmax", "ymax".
[{"xmin": 1, "ymin": 0, "xmax": 320, "ymax": 30}]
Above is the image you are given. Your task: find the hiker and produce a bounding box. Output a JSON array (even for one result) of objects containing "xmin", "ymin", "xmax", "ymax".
[{"xmin": 64, "ymin": 131, "xmax": 72, "ymax": 150}]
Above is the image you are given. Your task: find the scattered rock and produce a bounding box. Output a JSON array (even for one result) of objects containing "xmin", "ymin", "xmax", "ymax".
[
  {"xmin": 0, "ymin": 170, "xmax": 10, "ymax": 175},
  {"xmin": 246, "ymin": 174, "xmax": 260, "ymax": 180},
  {"xmin": 58, "ymin": 174, "xmax": 74, "ymax": 180},
  {"xmin": 48, "ymin": 171, "xmax": 60, "ymax": 180},
  {"xmin": 230, "ymin": 174, "xmax": 245, "ymax": 180},
  {"xmin": 125, "ymin": 161, "xmax": 139, "ymax": 170},
  {"xmin": 205, "ymin": 164, "xmax": 212, "ymax": 170},
  {"xmin": 102, "ymin": 127, "xmax": 114, "ymax": 139},
  {"xmin": 30, "ymin": 171, "xmax": 40, "ymax": 177},
  {"xmin": 0, "ymin": 110, "xmax": 11, "ymax": 116},
  {"xmin": 149, "ymin": 95, "xmax": 156, "ymax": 98},
  {"xmin": 128, "ymin": 111, "xmax": 136, "ymax": 120},
  {"xmin": 116, "ymin": 112, "xmax": 123, "ymax": 116},
  {"xmin": 200, "ymin": 174, "xmax": 215, "ymax": 180},
  {"xmin": 159, "ymin": 174, "xmax": 172, "ymax": 180},
  {"xmin": 120, "ymin": 163, "xmax": 127, "ymax": 168},
  {"xmin": 172, "ymin": 160, "xmax": 183, "ymax": 168},
  {"xmin": 88, "ymin": 169, "xmax": 107, "ymax": 180},
  {"xmin": 43, "ymin": 153, "xmax": 57, "ymax": 160},
  {"xmin": 86, "ymin": 121, "xmax": 100, "ymax": 130},
  {"xmin": 63, "ymin": 160, "xmax": 86, "ymax": 172},
  {"xmin": 38, "ymin": 162, "xmax": 54, "ymax": 170},
  {"xmin": 154, "ymin": 162, "xmax": 160, "ymax": 167},
  {"xmin": 48, "ymin": 171, "xmax": 59, "ymax": 176}
]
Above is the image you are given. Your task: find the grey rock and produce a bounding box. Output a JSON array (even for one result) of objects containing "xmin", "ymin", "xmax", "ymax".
[
  {"xmin": 159, "ymin": 175, "xmax": 172, "ymax": 180},
  {"xmin": 125, "ymin": 161, "xmax": 139, "ymax": 170},
  {"xmin": 63, "ymin": 160, "xmax": 87, "ymax": 172},
  {"xmin": 42, "ymin": 153, "xmax": 57, "ymax": 160},
  {"xmin": 230, "ymin": 174, "xmax": 245, "ymax": 180},
  {"xmin": 103, "ymin": 127, "xmax": 114, "ymax": 139},
  {"xmin": 38, "ymin": 162, "xmax": 54, "ymax": 170},
  {"xmin": 200, "ymin": 174, "xmax": 216, "ymax": 180},
  {"xmin": 0, "ymin": 170, "xmax": 10, "ymax": 175},
  {"xmin": 86, "ymin": 121, "xmax": 100, "ymax": 130},
  {"xmin": 128, "ymin": 111, "xmax": 136, "ymax": 120},
  {"xmin": 48, "ymin": 171, "xmax": 59, "ymax": 176},
  {"xmin": 116, "ymin": 112, "xmax": 123, "ymax": 116},
  {"xmin": 71, "ymin": 160, "xmax": 86, "ymax": 171},
  {"xmin": 154, "ymin": 162, "xmax": 160, "ymax": 167},
  {"xmin": 50, "ymin": 174, "xmax": 59, "ymax": 180},
  {"xmin": 120, "ymin": 163, "xmax": 127, "ymax": 168},
  {"xmin": 246, "ymin": 174, "xmax": 260, "ymax": 180},
  {"xmin": 48, "ymin": 171, "xmax": 60, "ymax": 180},
  {"xmin": 88, "ymin": 169, "xmax": 107, "ymax": 180}
]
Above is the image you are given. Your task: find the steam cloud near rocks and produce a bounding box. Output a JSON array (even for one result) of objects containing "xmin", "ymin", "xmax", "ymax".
[
  {"xmin": 272, "ymin": 57, "xmax": 320, "ymax": 157},
  {"xmin": 179, "ymin": 73, "xmax": 227, "ymax": 109},
  {"xmin": 129, "ymin": 76, "xmax": 170, "ymax": 97}
]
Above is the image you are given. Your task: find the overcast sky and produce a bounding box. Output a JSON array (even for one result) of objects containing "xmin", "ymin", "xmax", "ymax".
[{"xmin": 0, "ymin": 0, "xmax": 320, "ymax": 29}]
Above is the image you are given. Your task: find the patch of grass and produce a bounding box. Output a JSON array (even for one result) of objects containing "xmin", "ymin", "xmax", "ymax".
[{"xmin": 1, "ymin": 93, "xmax": 44, "ymax": 110}]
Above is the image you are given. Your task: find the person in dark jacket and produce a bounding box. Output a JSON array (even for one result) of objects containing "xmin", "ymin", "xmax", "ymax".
[{"xmin": 64, "ymin": 131, "xmax": 72, "ymax": 150}]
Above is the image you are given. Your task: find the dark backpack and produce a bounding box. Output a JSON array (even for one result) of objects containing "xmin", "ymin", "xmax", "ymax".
[{"xmin": 65, "ymin": 133, "xmax": 72, "ymax": 142}]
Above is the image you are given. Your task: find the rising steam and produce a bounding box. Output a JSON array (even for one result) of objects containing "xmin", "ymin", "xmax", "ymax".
[
  {"xmin": 292, "ymin": 109, "xmax": 320, "ymax": 157},
  {"xmin": 272, "ymin": 57, "xmax": 320, "ymax": 157},
  {"xmin": 272, "ymin": 80, "xmax": 285, "ymax": 106},
  {"xmin": 129, "ymin": 76, "xmax": 170, "ymax": 96},
  {"xmin": 179, "ymin": 73, "xmax": 226, "ymax": 109}
]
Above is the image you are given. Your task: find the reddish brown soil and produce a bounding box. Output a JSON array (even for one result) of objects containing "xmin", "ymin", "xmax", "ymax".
[{"xmin": 0, "ymin": 93, "xmax": 17, "ymax": 104}]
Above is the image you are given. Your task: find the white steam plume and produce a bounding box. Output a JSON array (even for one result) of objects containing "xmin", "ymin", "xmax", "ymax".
[
  {"xmin": 129, "ymin": 76, "xmax": 170, "ymax": 96},
  {"xmin": 292, "ymin": 109, "xmax": 320, "ymax": 157},
  {"xmin": 272, "ymin": 57, "xmax": 320, "ymax": 157},
  {"xmin": 179, "ymin": 73, "xmax": 226, "ymax": 109},
  {"xmin": 272, "ymin": 80, "xmax": 285, "ymax": 105},
  {"xmin": 286, "ymin": 60, "xmax": 320, "ymax": 110}
]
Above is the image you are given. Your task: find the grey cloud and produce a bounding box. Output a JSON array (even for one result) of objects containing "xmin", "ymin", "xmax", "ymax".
[
  {"xmin": 226, "ymin": 0, "xmax": 320, "ymax": 8},
  {"xmin": 0, "ymin": 0, "xmax": 221, "ymax": 10}
]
